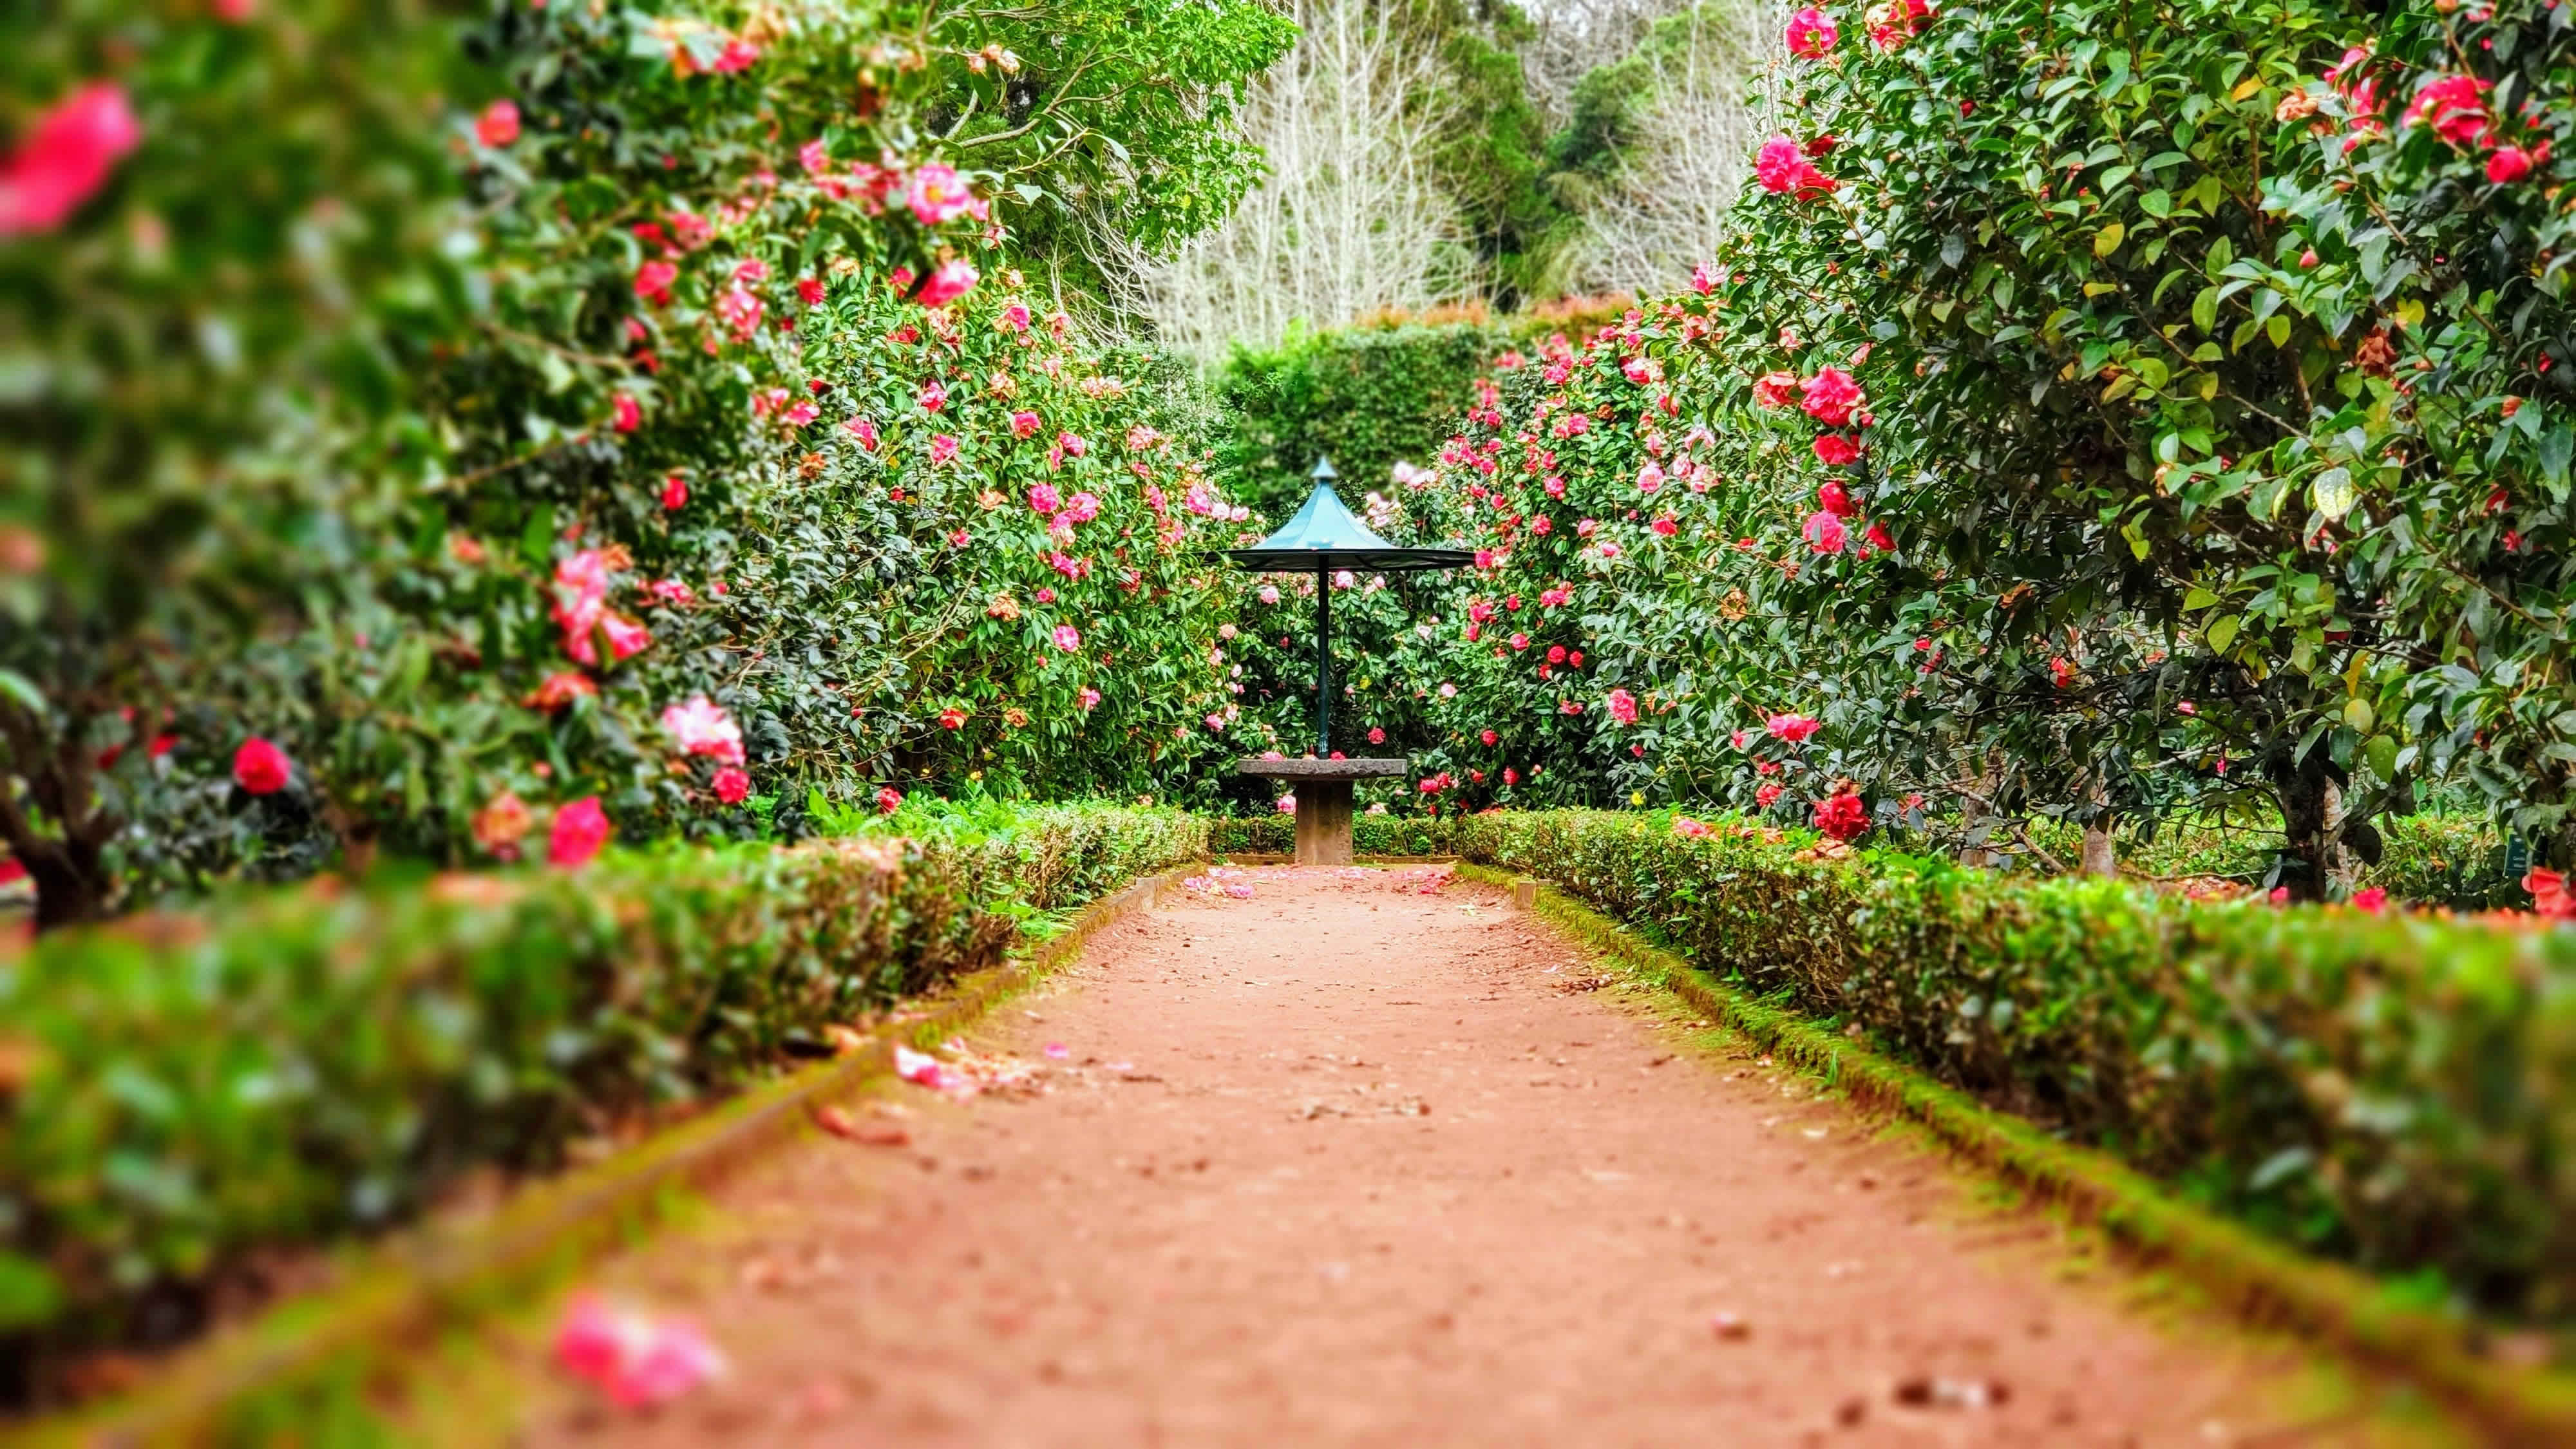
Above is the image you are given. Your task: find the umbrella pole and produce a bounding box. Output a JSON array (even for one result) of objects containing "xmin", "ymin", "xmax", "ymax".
[{"xmin": 1314, "ymin": 562, "xmax": 1332, "ymax": 757}]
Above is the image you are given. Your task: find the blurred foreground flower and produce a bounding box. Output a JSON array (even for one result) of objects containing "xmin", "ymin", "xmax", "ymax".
[{"xmin": 553, "ymin": 1294, "xmax": 727, "ymax": 1408}]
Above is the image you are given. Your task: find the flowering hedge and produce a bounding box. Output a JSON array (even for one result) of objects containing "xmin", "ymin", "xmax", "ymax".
[
  {"xmin": 1455, "ymin": 808, "xmax": 2576, "ymax": 1323},
  {"xmin": 1276, "ymin": 0, "xmax": 2576, "ymax": 900},
  {"xmin": 3, "ymin": 0, "xmax": 1291, "ymax": 925},
  {"xmin": 0, "ymin": 802, "xmax": 1202, "ymax": 1394}
]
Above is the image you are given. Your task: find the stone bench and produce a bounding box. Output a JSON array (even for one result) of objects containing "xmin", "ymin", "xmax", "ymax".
[{"xmin": 1236, "ymin": 757, "xmax": 1410, "ymax": 866}]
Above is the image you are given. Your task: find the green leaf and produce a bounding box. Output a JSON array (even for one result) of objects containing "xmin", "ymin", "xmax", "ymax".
[
  {"xmin": 2183, "ymin": 587, "xmax": 2220, "ymax": 611},
  {"xmin": 2094, "ymin": 223, "xmax": 2126, "ymax": 258},
  {"xmin": 0, "ymin": 668, "xmax": 44, "ymax": 716},
  {"xmin": 2310, "ymin": 466, "xmax": 2357, "ymax": 520},
  {"xmin": 2344, "ymin": 696, "xmax": 2376, "ymax": 734},
  {"xmin": 2191, "ymin": 285, "xmax": 2220, "ymax": 334},
  {"xmin": 2206, "ymin": 614, "xmax": 2242, "ymax": 654}
]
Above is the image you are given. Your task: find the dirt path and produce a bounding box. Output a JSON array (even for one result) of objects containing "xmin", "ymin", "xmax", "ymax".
[{"xmin": 502, "ymin": 866, "xmax": 2446, "ymax": 1447}]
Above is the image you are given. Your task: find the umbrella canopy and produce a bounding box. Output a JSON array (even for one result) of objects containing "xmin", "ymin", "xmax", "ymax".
[
  {"xmin": 1211, "ymin": 459, "xmax": 1473, "ymax": 759},
  {"xmin": 1219, "ymin": 461, "xmax": 1475, "ymax": 574}
]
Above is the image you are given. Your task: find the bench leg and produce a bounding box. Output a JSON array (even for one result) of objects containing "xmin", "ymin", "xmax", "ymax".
[{"xmin": 1293, "ymin": 780, "xmax": 1355, "ymax": 867}]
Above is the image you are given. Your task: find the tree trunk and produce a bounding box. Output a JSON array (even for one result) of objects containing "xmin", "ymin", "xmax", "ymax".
[
  {"xmin": 19, "ymin": 833, "xmax": 112, "ymax": 931},
  {"xmin": 2270, "ymin": 744, "xmax": 2351, "ymax": 902}
]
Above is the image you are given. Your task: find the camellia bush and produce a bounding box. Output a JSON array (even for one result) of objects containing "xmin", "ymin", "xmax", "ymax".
[
  {"xmin": 1302, "ymin": 0, "xmax": 2575, "ymax": 898},
  {"xmin": 2, "ymin": 0, "xmax": 1293, "ymax": 923}
]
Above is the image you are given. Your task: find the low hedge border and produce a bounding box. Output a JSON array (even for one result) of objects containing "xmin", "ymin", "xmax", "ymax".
[
  {"xmin": 0, "ymin": 804, "xmax": 1204, "ymax": 1413},
  {"xmin": 1460, "ymin": 862, "xmax": 2576, "ymax": 1444},
  {"xmin": 14, "ymin": 858, "xmax": 1195, "ymax": 1446}
]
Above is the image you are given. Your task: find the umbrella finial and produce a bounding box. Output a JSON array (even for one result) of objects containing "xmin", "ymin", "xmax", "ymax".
[{"xmin": 1311, "ymin": 455, "xmax": 1338, "ymax": 483}]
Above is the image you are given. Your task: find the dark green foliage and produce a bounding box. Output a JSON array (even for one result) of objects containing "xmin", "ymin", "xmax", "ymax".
[{"xmin": 1217, "ymin": 319, "xmax": 1516, "ymax": 516}]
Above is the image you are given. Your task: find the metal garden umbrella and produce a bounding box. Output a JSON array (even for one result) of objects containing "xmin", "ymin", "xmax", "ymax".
[{"xmin": 1219, "ymin": 458, "xmax": 1473, "ymax": 756}]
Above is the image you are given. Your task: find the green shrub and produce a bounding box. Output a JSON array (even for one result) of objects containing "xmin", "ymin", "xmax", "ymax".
[
  {"xmin": 1205, "ymin": 812, "xmax": 1468, "ymax": 856},
  {"xmin": 0, "ymin": 804, "xmax": 1201, "ymax": 1388},
  {"xmin": 1452, "ymin": 808, "xmax": 2576, "ymax": 1323}
]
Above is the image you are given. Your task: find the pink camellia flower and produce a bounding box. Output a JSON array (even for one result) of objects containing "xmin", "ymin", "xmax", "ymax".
[
  {"xmin": 1510, "ymin": 632, "xmax": 1531, "ymax": 650},
  {"xmin": 612, "ymin": 394, "xmax": 641, "ymax": 433},
  {"xmin": 711, "ymin": 766, "xmax": 751, "ymax": 805},
  {"xmin": 601, "ymin": 614, "xmax": 652, "ymax": 661},
  {"xmin": 1766, "ymin": 712, "xmax": 1822, "ymax": 743},
  {"xmin": 1692, "ymin": 261, "xmax": 1718, "ymax": 294},
  {"xmin": 553, "ymin": 1295, "xmax": 727, "ymax": 1409},
  {"xmin": 1868, "ymin": 0, "xmax": 1933, "ymax": 51},
  {"xmin": 1275, "ymin": 794, "xmax": 1296, "ymax": 815},
  {"xmin": 2350, "ymin": 886, "xmax": 2387, "ymax": 912},
  {"xmin": 1052, "ymin": 624, "xmax": 1081, "ymax": 652},
  {"xmin": 929, "ymin": 433, "xmax": 960, "ymax": 466},
  {"xmin": 1814, "ymin": 790, "xmax": 1869, "ymax": 841},
  {"xmin": 232, "ymin": 737, "xmax": 292, "ymax": 795},
  {"xmin": 2400, "ymin": 74, "xmax": 2494, "ymax": 147},
  {"xmin": 797, "ymin": 138, "xmax": 830, "ymax": 175},
  {"xmin": 477, "ymin": 100, "xmax": 520, "ymax": 148},
  {"xmin": 1027, "ymin": 482, "xmax": 1062, "ymax": 515},
  {"xmin": 1785, "ymin": 7, "xmax": 1840, "ymax": 57},
  {"xmin": 1063, "ymin": 491, "xmax": 1103, "ymax": 524},
  {"xmin": 907, "ymin": 162, "xmax": 976, "ymax": 225},
  {"xmin": 634, "ymin": 261, "xmax": 677, "ymax": 305},
  {"xmin": 1558, "ymin": 699, "xmax": 1584, "ymax": 715},
  {"xmin": 1752, "ymin": 370, "xmax": 1799, "ymax": 408},
  {"xmin": 1607, "ymin": 688, "xmax": 1639, "ymax": 724},
  {"xmin": 1755, "ymin": 782, "xmax": 1786, "ymax": 809},
  {"xmin": 1650, "ymin": 516, "xmax": 1678, "ymax": 536},
  {"xmin": 916, "ymin": 379, "xmax": 947, "ymax": 412},
  {"xmin": 1800, "ymin": 366, "xmax": 1864, "ymax": 426},
  {"xmin": 549, "ymin": 797, "xmax": 611, "ymax": 870},
  {"xmin": 1638, "ymin": 462, "xmax": 1665, "ymax": 492},
  {"xmin": 1814, "ymin": 433, "xmax": 1862, "ymax": 465},
  {"xmin": 937, "ymin": 706, "xmax": 968, "ymax": 730},
  {"xmin": 1079, "ymin": 687, "xmax": 1103, "ymax": 710},
  {"xmin": 1258, "ymin": 584, "xmax": 1280, "ymax": 605},
  {"xmin": 1012, "ymin": 410, "xmax": 1042, "ymax": 439},
  {"xmin": 1817, "ymin": 480, "xmax": 1856, "ymax": 517},
  {"xmin": 877, "ymin": 786, "xmax": 903, "ymax": 815},
  {"xmin": 660, "ymin": 694, "xmax": 746, "ymax": 766},
  {"xmin": 916, "ymin": 258, "xmax": 979, "ymax": 307},
  {"xmin": 1756, "ymin": 135, "xmax": 1837, "ymax": 198},
  {"xmin": 1035, "ymin": 586, "xmax": 1057, "ymax": 604},
  {"xmin": 1057, "ymin": 431, "xmax": 1088, "ymax": 458},
  {"xmin": 2487, "ymin": 145, "xmax": 2538, "ymax": 184},
  {"xmin": 0, "ymin": 82, "xmax": 143, "ymax": 236},
  {"xmin": 996, "ymin": 301, "xmax": 1032, "ymax": 332},
  {"xmin": 710, "ymin": 37, "xmax": 760, "ymax": 72},
  {"xmin": 844, "ymin": 416, "xmax": 879, "ymax": 450},
  {"xmin": 1803, "ymin": 509, "xmax": 1849, "ymax": 554},
  {"xmin": 645, "ymin": 578, "xmax": 695, "ymax": 607}
]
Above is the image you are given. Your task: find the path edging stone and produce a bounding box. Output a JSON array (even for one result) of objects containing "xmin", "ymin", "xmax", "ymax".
[
  {"xmin": 15, "ymin": 866, "xmax": 1196, "ymax": 1449},
  {"xmin": 1461, "ymin": 861, "xmax": 2576, "ymax": 1447}
]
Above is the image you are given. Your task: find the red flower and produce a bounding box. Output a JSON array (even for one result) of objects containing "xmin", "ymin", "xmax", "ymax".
[
  {"xmin": 1481, "ymin": 729, "xmax": 1499, "ymax": 745},
  {"xmin": 1650, "ymin": 516, "xmax": 1678, "ymax": 536},
  {"xmin": 635, "ymin": 261, "xmax": 678, "ymax": 305},
  {"xmin": 1368, "ymin": 727, "xmax": 1387, "ymax": 744},
  {"xmin": 878, "ymin": 786, "xmax": 904, "ymax": 815},
  {"xmin": 0, "ymin": 82, "xmax": 143, "ymax": 236},
  {"xmin": 1817, "ymin": 480, "xmax": 1856, "ymax": 517},
  {"xmin": 2400, "ymin": 74, "xmax": 2494, "ymax": 148},
  {"xmin": 2525, "ymin": 868, "xmax": 2576, "ymax": 918},
  {"xmin": 796, "ymin": 276, "xmax": 827, "ymax": 305},
  {"xmin": 1802, "ymin": 510, "xmax": 1848, "ymax": 554},
  {"xmin": 1812, "ymin": 433, "xmax": 1861, "ymax": 465},
  {"xmin": 476, "ymin": 100, "xmax": 520, "ymax": 148},
  {"xmin": 661, "ymin": 474, "xmax": 688, "ymax": 511},
  {"xmin": 712, "ymin": 766, "xmax": 751, "ymax": 804},
  {"xmin": 938, "ymin": 706, "xmax": 969, "ymax": 729},
  {"xmin": 612, "ymin": 393, "xmax": 641, "ymax": 433},
  {"xmin": 1754, "ymin": 782, "xmax": 1785, "ymax": 809},
  {"xmin": 1813, "ymin": 790, "xmax": 1868, "ymax": 841},
  {"xmin": 916, "ymin": 258, "xmax": 980, "ymax": 308},
  {"xmin": 1799, "ymin": 367, "xmax": 1864, "ymax": 426},
  {"xmin": 1607, "ymin": 688, "xmax": 1639, "ymax": 724},
  {"xmin": 1755, "ymin": 136, "xmax": 1837, "ymax": 199},
  {"xmin": 1864, "ymin": 520, "xmax": 1893, "ymax": 551},
  {"xmin": 548, "ymin": 797, "xmax": 611, "ymax": 870},
  {"xmin": 524, "ymin": 671, "xmax": 598, "ymax": 711},
  {"xmin": 1785, "ymin": 6, "xmax": 1839, "ymax": 57},
  {"xmin": 2349, "ymin": 886, "xmax": 2386, "ymax": 912},
  {"xmin": 2487, "ymin": 145, "xmax": 2537, "ymax": 184},
  {"xmin": 232, "ymin": 737, "xmax": 292, "ymax": 794},
  {"xmin": 1765, "ymin": 712, "xmax": 1821, "ymax": 743}
]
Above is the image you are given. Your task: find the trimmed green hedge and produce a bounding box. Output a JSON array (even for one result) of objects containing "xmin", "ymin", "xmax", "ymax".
[
  {"xmin": 1206, "ymin": 813, "xmax": 1468, "ymax": 857},
  {"xmin": 0, "ymin": 804, "xmax": 1202, "ymax": 1391},
  {"xmin": 1450, "ymin": 810, "xmax": 2576, "ymax": 1326}
]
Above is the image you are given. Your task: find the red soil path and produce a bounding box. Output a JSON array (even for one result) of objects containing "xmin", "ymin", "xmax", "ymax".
[{"xmin": 513, "ymin": 866, "xmax": 2446, "ymax": 1447}]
